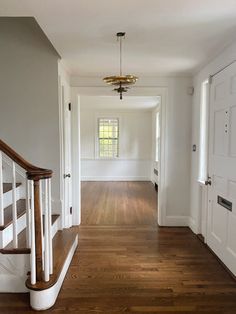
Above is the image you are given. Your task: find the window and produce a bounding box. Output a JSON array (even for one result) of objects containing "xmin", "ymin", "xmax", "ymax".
[
  {"xmin": 98, "ymin": 118, "xmax": 119, "ymax": 158},
  {"xmin": 155, "ymin": 111, "xmax": 160, "ymax": 162},
  {"xmin": 199, "ymin": 80, "xmax": 209, "ymax": 183}
]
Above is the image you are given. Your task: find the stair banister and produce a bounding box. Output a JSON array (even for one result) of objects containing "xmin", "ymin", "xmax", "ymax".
[
  {"xmin": 0, "ymin": 138, "xmax": 53, "ymax": 284},
  {"xmin": 0, "ymin": 139, "xmax": 52, "ymax": 180}
]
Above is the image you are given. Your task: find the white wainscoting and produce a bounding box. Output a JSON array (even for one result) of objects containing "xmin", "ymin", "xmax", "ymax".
[{"xmin": 81, "ymin": 159, "xmax": 152, "ymax": 181}]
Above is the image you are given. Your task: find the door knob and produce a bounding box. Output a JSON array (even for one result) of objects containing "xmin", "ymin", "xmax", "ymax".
[
  {"xmin": 205, "ymin": 176, "xmax": 212, "ymax": 186},
  {"xmin": 64, "ymin": 174, "xmax": 71, "ymax": 178}
]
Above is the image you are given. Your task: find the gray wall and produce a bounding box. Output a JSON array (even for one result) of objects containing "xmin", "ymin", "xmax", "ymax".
[{"xmin": 0, "ymin": 17, "xmax": 61, "ymax": 208}]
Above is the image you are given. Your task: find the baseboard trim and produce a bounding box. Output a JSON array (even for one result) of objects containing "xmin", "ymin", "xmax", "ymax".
[
  {"xmin": 188, "ymin": 216, "xmax": 198, "ymax": 234},
  {"xmin": 197, "ymin": 233, "xmax": 205, "ymax": 243},
  {"xmin": 81, "ymin": 176, "xmax": 151, "ymax": 181},
  {"xmin": 164, "ymin": 215, "xmax": 189, "ymax": 226}
]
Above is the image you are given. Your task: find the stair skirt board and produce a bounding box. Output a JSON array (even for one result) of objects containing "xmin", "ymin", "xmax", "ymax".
[
  {"xmin": 0, "ymin": 213, "xmax": 26, "ymax": 248},
  {"xmin": 30, "ymin": 234, "xmax": 78, "ymax": 311},
  {"xmin": 0, "ymin": 254, "xmax": 30, "ymax": 292}
]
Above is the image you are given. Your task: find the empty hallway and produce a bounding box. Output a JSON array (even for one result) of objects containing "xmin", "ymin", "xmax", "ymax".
[{"xmin": 1, "ymin": 1, "xmax": 236, "ymax": 311}]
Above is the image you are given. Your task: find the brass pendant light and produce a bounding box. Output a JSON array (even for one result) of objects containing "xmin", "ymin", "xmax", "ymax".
[{"xmin": 103, "ymin": 32, "xmax": 138, "ymax": 100}]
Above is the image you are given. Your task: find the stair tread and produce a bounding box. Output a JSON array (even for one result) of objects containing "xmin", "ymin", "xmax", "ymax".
[
  {"xmin": 3, "ymin": 183, "xmax": 21, "ymax": 194},
  {"xmin": 0, "ymin": 199, "xmax": 26, "ymax": 230},
  {"xmin": 0, "ymin": 214, "xmax": 60, "ymax": 254},
  {"xmin": 26, "ymin": 227, "xmax": 78, "ymax": 291}
]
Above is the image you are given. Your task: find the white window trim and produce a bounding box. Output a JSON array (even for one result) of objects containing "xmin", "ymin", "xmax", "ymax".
[{"xmin": 94, "ymin": 113, "xmax": 121, "ymax": 160}]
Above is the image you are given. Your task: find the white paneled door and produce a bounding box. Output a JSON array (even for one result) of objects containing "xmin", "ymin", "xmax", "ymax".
[{"xmin": 207, "ymin": 62, "xmax": 236, "ymax": 275}]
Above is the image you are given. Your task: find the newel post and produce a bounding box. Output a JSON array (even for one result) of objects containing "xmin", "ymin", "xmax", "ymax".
[{"xmin": 33, "ymin": 179, "xmax": 43, "ymax": 281}]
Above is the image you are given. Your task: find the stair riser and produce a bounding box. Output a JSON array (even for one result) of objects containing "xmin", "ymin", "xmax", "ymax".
[
  {"xmin": 0, "ymin": 214, "xmax": 26, "ymax": 248},
  {"xmin": 3, "ymin": 186, "xmax": 23, "ymax": 209},
  {"xmin": 51, "ymin": 216, "xmax": 61, "ymax": 239}
]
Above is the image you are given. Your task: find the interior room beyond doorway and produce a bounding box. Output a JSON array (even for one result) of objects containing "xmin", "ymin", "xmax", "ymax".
[{"xmin": 80, "ymin": 95, "xmax": 160, "ymax": 225}]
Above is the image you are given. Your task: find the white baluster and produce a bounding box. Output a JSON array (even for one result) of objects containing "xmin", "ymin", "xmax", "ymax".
[
  {"xmin": 39, "ymin": 180, "xmax": 44, "ymax": 272},
  {"xmin": 26, "ymin": 179, "xmax": 31, "ymax": 247},
  {"xmin": 12, "ymin": 162, "xmax": 18, "ymax": 248},
  {"xmin": 30, "ymin": 180, "xmax": 36, "ymax": 285},
  {"xmin": 48, "ymin": 179, "xmax": 53, "ymax": 274},
  {"xmin": 0, "ymin": 152, "xmax": 4, "ymax": 226},
  {"xmin": 44, "ymin": 179, "xmax": 50, "ymax": 281}
]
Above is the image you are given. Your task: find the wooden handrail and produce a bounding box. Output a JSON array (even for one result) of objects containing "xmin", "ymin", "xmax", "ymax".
[{"xmin": 0, "ymin": 139, "xmax": 52, "ymax": 180}]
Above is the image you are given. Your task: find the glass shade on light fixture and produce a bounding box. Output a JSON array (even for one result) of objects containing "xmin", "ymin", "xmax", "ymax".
[{"xmin": 103, "ymin": 75, "xmax": 138, "ymax": 86}]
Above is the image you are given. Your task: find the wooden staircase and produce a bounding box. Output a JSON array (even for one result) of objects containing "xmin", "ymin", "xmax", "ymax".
[{"xmin": 0, "ymin": 139, "xmax": 78, "ymax": 310}]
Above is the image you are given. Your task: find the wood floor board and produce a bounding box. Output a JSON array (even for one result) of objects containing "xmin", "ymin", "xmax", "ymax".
[
  {"xmin": 0, "ymin": 182, "xmax": 236, "ymax": 313},
  {"xmin": 81, "ymin": 181, "xmax": 157, "ymax": 225}
]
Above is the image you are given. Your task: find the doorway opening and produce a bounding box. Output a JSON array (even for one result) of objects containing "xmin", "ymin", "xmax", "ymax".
[{"xmin": 79, "ymin": 95, "xmax": 160, "ymax": 226}]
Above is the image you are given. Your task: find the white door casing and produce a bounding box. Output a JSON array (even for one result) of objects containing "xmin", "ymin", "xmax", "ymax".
[
  {"xmin": 207, "ymin": 62, "xmax": 236, "ymax": 276},
  {"xmin": 63, "ymin": 87, "xmax": 72, "ymax": 228},
  {"xmin": 71, "ymin": 87, "xmax": 168, "ymax": 226},
  {"xmin": 60, "ymin": 81, "xmax": 73, "ymax": 228}
]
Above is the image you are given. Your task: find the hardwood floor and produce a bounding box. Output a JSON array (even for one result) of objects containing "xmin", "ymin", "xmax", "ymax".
[
  {"xmin": 81, "ymin": 181, "xmax": 157, "ymax": 225},
  {"xmin": 0, "ymin": 182, "xmax": 236, "ymax": 313}
]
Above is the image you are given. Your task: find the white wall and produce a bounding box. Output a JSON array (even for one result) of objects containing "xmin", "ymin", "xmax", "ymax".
[
  {"xmin": 71, "ymin": 75, "xmax": 193, "ymax": 225},
  {"xmin": 80, "ymin": 99, "xmax": 153, "ymax": 180},
  {"xmin": 0, "ymin": 17, "xmax": 61, "ymax": 210},
  {"xmin": 190, "ymin": 41, "xmax": 236, "ymax": 234}
]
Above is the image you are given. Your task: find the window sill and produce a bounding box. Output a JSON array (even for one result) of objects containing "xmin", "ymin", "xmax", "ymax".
[{"xmin": 96, "ymin": 157, "xmax": 119, "ymax": 160}]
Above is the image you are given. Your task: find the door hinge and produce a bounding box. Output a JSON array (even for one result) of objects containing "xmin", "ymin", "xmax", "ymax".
[
  {"xmin": 68, "ymin": 102, "xmax": 71, "ymax": 111},
  {"xmin": 70, "ymin": 206, "xmax": 72, "ymax": 214}
]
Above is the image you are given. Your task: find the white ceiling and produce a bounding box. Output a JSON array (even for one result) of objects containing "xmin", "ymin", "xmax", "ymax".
[
  {"xmin": 1, "ymin": 0, "xmax": 236, "ymax": 76},
  {"xmin": 80, "ymin": 96, "xmax": 159, "ymax": 110}
]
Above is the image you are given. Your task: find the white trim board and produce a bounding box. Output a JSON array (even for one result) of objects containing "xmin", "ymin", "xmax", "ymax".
[
  {"xmin": 164, "ymin": 215, "xmax": 189, "ymax": 226},
  {"xmin": 71, "ymin": 87, "xmax": 168, "ymax": 227},
  {"xmin": 188, "ymin": 216, "xmax": 199, "ymax": 234},
  {"xmin": 81, "ymin": 158, "xmax": 152, "ymax": 161},
  {"xmin": 81, "ymin": 176, "xmax": 151, "ymax": 181}
]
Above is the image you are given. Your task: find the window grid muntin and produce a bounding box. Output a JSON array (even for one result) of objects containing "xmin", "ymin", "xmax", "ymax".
[{"xmin": 98, "ymin": 118, "xmax": 119, "ymax": 158}]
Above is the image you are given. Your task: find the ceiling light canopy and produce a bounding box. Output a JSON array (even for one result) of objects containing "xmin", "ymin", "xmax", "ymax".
[{"xmin": 103, "ymin": 32, "xmax": 138, "ymax": 100}]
